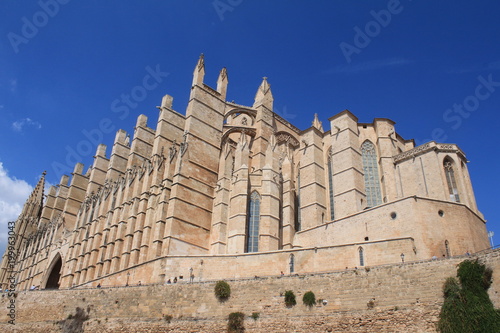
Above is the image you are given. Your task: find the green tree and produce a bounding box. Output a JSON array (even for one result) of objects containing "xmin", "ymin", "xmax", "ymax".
[{"xmin": 438, "ymin": 259, "xmax": 500, "ymax": 333}]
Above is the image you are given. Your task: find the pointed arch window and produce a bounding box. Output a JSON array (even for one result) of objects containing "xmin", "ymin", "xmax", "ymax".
[
  {"xmin": 246, "ymin": 191, "xmax": 261, "ymax": 253},
  {"xmin": 358, "ymin": 247, "xmax": 365, "ymax": 266},
  {"xmin": 295, "ymin": 169, "xmax": 302, "ymax": 231},
  {"xmin": 444, "ymin": 158, "xmax": 460, "ymax": 202},
  {"xmin": 361, "ymin": 141, "xmax": 382, "ymax": 208},
  {"xmin": 327, "ymin": 154, "xmax": 335, "ymax": 220}
]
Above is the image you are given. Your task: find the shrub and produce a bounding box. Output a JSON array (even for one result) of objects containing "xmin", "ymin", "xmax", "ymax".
[
  {"xmin": 438, "ymin": 259, "xmax": 500, "ymax": 333},
  {"xmin": 228, "ymin": 312, "xmax": 245, "ymax": 333},
  {"xmin": 250, "ymin": 312, "xmax": 260, "ymax": 320},
  {"xmin": 367, "ymin": 299, "xmax": 375, "ymax": 309},
  {"xmin": 284, "ymin": 290, "xmax": 296, "ymax": 307},
  {"xmin": 302, "ymin": 291, "xmax": 316, "ymax": 307},
  {"xmin": 214, "ymin": 280, "xmax": 231, "ymax": 301},
  {"xmin": 163, "ymin": 314, "xmax": 173, "ymax": 323}
]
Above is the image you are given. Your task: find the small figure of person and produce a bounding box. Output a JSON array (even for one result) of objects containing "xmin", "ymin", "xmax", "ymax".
[
  {"xmin": 167, "ymin": 279, "xmax": 171, "ymax": 284},
  {"xmin": 97, "ymin": 283, "xmax": 101, "ymax": 288},
  {"xmin": 280, "ymin": 271, "xmax": 284, "ymax": 276},
  {"xmin": 173, "ymin": 277, "xmax": 177, "ymax": 283},
  {"xmin": 190, "ymin": 274, "xmax": 194, "ymax": 283},
  {"xmin": 30, "ymin": 285, "xmax": 36, "ymax": 291},
  {"xmin": 138, "ymin": 281, "xmax": 142, "ymax": 286}
]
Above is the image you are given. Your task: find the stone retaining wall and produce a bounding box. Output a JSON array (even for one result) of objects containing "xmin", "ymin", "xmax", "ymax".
[{"xmin": 2, "ymin": 249, "xmax": 500, "ymax": 332}]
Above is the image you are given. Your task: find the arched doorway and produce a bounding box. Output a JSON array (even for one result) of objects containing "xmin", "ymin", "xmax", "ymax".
[{"xmin": 45, "ymin": 255, "xmax": 62, "ymax": 289}]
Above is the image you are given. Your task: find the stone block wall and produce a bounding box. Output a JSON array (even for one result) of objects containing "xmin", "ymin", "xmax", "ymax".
[{"xmin": 2, "ymin": 248, "xmax": 500, "ymax": 332}]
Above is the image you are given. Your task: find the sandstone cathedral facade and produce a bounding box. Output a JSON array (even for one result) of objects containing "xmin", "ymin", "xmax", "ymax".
[{"xmin": 0, "ymin": 56, "xmax": 490, "ymax": 290}]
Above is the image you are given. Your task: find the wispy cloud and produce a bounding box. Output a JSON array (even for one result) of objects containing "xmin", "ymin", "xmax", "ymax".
[
  {"xmin": 325, "ymin": 58, "xmax": 413, "ymax": 74},
  {"xmin": 12, "ymin": 118, "xmax": 42, "ymax": 132},
  {"xmin": 448, "ymin": 60, "xmax": 500, "ymax": 74}
]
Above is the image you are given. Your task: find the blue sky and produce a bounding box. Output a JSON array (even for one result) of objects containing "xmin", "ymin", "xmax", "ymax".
[{"xmin": 0, "ymin": 0, "xmax": 499, "ymax": 254}]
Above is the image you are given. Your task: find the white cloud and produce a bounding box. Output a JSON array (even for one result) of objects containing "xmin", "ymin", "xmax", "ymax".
[
  {"xmin": 0, "ymin": 163, "xmax": 33, "ymax": 255},
  {"xmin": 12, "ymin": 117, "xmax": 42, "ymax": 132}
]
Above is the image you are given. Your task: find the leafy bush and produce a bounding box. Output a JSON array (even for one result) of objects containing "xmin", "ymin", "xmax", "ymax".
[
  {"xmin": 438, "ymin": 259, "xmax": 500, "ymax": 333},
  {"xmin": 214, "ymin": 280, "xmax": 231, "ymax": 301},
  {"xmin": 228, "ymin": 312, "xmax": 245, "ymax": 333},
  {"xmin": 302, "ymin": 291, "xmax": 316, "ymax": 307},
  {"xmin": 250, "ymin": 312, "xmax": 260, "ymax": 320},
  {"xmin": 284, "ymin": 290, "xmax": 296, "ymax": 307}
]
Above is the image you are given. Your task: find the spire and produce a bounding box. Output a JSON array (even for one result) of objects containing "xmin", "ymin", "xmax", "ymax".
[
  {"xmin": 253, "ymin": 77, "xmax": 273, "ymax": 110},
  {"xmin": 217, "ymin": 67, "xmax": 228, "ymax": 99},
  {"xmin": 31, "ymin": 171, "xmax": 46, "ymax": 204},
  {"xmin": 312, "ymin": 113, "xmax": 324, "ymax": 132},
  {"xmin": 20, "ymin": 171, "xmax": 46, "ymax": 219},
  {"xmin": 192, "ymin": 53, "xmax": 205, "ymax": 87}
]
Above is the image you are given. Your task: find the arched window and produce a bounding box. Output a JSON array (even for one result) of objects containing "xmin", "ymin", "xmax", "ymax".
[
  {"xmin": 361, "ymin": 141, "xmax": 382, "ymax": 208},
  {"xmin": 327, "ymin": 155, "xmax": 335, "ymax": 220},
  {"xmin": 295, "ymin": 169, "xmax": 302, "ymax": 231},
  {"xmin": 246, "ymin": 191, "xmax": 261, "ymax": 253},
  {"xmin": 444, "ymin": 158, "xmax": 460, "ymax": 202},
  {"xmin": 358, "ymin": 247, "xmax": 365, "ymax": 266},
  {"xmin": 445, "ymin": 240, "xmax": 451, "ymax": 257},
  {"xmin": 289, "ymin": 254, "xmax": 295, "ymax": 273}
]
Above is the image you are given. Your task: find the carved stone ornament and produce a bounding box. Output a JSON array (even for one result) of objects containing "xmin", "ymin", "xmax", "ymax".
[
  {"xmin": 275, "ymin": 131, "xmax": 300, "ymax": 148},
  {"xmin": 180, "ymin": 132, "xmax": 189, "ymax": 157},
  {"xmin": 169, "ymin": 140, "xmax": 177, "ymax": 162}
]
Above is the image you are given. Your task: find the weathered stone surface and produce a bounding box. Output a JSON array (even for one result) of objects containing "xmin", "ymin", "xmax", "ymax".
[
  {"xmin": 2, "ymin": 249, "xmax": 500, "ymax": 332},
  {"xmin": 0, "ymin": 57, "xmax": 488, "ymax": 302}
]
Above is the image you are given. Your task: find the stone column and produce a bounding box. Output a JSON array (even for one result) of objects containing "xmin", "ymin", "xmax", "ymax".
[{"xmin": 226, "ymin": 134, "xmax": 250, "ymax": 253}]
